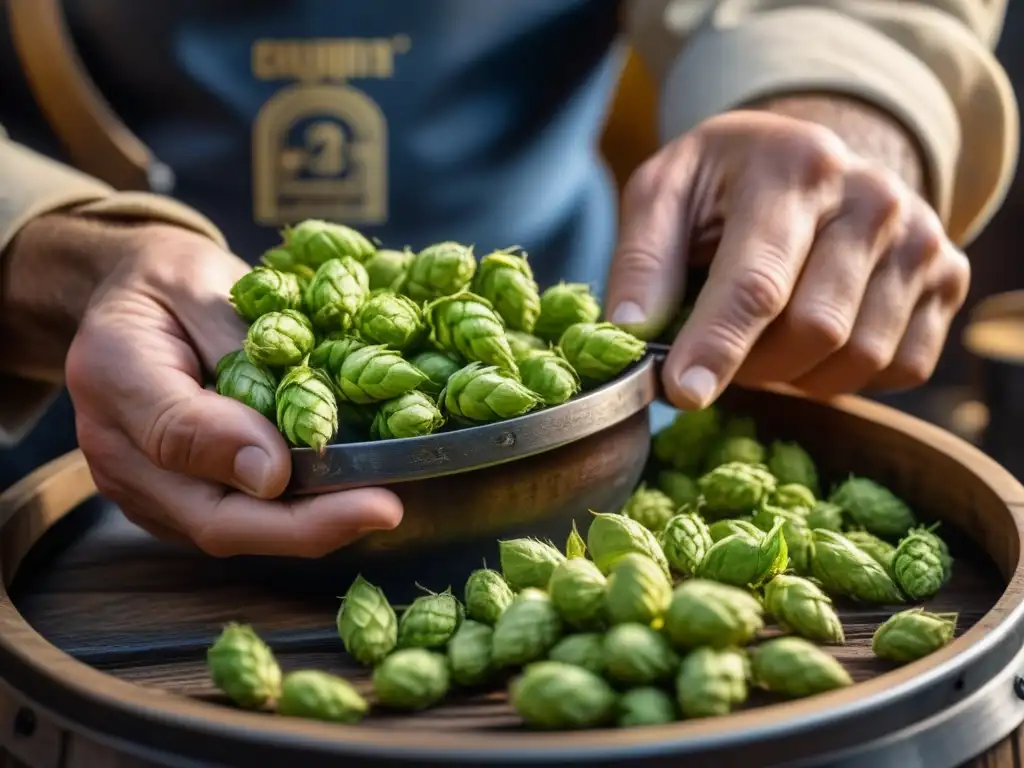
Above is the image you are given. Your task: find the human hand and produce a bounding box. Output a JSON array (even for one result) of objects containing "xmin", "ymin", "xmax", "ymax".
[
  {"xmin": 61, "ymin": 223, "xmax": 402, "ymax": 556},
  {"xmin": 605, "ymin": 109, "xmax": 970, "ymax": 409}
]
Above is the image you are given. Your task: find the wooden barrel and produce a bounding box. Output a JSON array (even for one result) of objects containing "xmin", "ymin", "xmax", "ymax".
[{"xmin": 3, "ymin": 388, "xmax": 1024, "ymax": 767}]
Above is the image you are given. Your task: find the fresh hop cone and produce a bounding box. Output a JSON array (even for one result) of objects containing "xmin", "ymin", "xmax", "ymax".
[
  {"xmin": 372, "ymin": 648, "xmax": 451, "ymax": 710},
  {"xmin": 664, "ymin": 579, "xmax": 764, "ymax": 649},
  {"xmin": 442, "ymin": 362, "xmax": 541, "ymax": 422},
  {"xmin": 708, "ymin": 518, "xmax": 762, "ymax": 543},
  {"xmin": 548, "ymin": 633, "xmax": 606, "ymax": 675},
  {"xmin": 767, "ymin": 441, "xmax": 820, "ymax": 496},
  {"xmin": 829, "ymin": 476, "xmax": 917, "ymax": 539},
  {"xmin": 675, "ymin": 647, "xmax": 748, "ymax": 718},
  {"xmin": 605, "ymin": 553, "xmax": 672, "ymax": 627},
  {"xmin": 699, "ymin": 462, "xmax": 777, "ymax": 517},
  {"xmin": 697, "ymin": 517, "xmax": 788, "ymax": 589},
  {"xmin": 402, "ymin": 241, "xmax": 477, "ymax": 303},
  {"xmin": 356, "ymin": 290, "xmax": 426, "ymax": 352},
  {"xmin": 308, "ymin": 335, "xmax": 366, "ymax": 374},
  {"xmin": 371, "ymin": 390, "xmax": 445, "ymax": 439},
  {"xmin": 602, "ymin": 623, "xmax": 679, "ymax": 685},
  {"xmin": 751, "ymin": 637, "xmax": 852, "ymax": 699},
  {"xmin": 447, "ymin": 620, "xmax": 495, "ymax": 686},
  {"xmin": 365, "ymin": 248, "xmax": 414, "ymax": 291},
  {"xmin": 620, "ymin": 484, "xmax": 676, "ymax": 533},
  {"xmin": 565, "ymin": 520, "xmax": 587, "ymax": 559},
  {"xmin": 517, "ymin": 351, "xmax": 581, "ymax": 406},
  {"xmin": 260, "ymin": 246, "xmax": 316, "ymax": 285},
  {"xmin": 806, "ymin": 501, "xmax": 845, "ymax": 532},
  {"xmin": 206, "ymin": 623, "xmax": 282, "ymax": 709},
  {"xmin": 283, "ymin": 219, "xmax": 376, "ymax": 267},
  {"xmin": 499, "ymin": 538, "xmax": 566, "ymax": 591},
  {"xmin": 652, "ymin": 406, "xmax": 721, "ymax": 474},
  {"xmin": 510, "ymin": 661, "xmax": 617, "ymax": 730},
  {"xmin": 506, "ymin": 330, "xmax": 549, "ymax": 361},
  {"xmin": 771, "ymin": 483, "xmax": 816, "ymax": 511},
  {"xmin": 753, "ymin": 503, "xmax": 811, "ymax": 574},
  {"xmin": 763, "ymin": 574, "xmax": 845, "ymax": 645},
  {"xmin": 659, "ymin": 510, "xmax": 713, "ymax": 576},
  {"xmin": 471, "ymin": 247, "xmax": 542, "ymax": 333},
  {"xmin": 548, "ymin": 558, "xmax": 608, "ymax": 631},
  {"xmin": 892, "ymin": 525, "xmax": 953, "ymax": 600},
  {"xmin": 586, "ymin": 512, "xmax": 671, "ymax": 578},
  {"xmin": 617, "ymin": 687, "xmax": 677, "ymax": 727},
  {"xmin": 333, "ymin": 344, "xmax": 428, "ymax": 404},
  {"xmin": 409, "ymin": 350, "xmax": 461, "ymax": 397},
  {"xmin": 244, "ymin": 309, "xmax": 316, "ymax": 367},
  {"xmin": 872, "ymin": 608, "xmax": 958, "ymax": 663},
  {"xmin": 276, "ymin": 365, "xmax": 339, "ymax": 453},
  {"xmin": 657, "ymin": 470, "xmax": 700, "ymax": 509},
  {"xmin": 810, "ymin": 530, "xmax": 905, "ymax": 604},
  {"xmin": 492, "ymin": 589, "xmax": 564, "ymax": 668},
  {"xmin": 397, "ymin": 587, "xmax": 463, "ymax": 649},
  {"xmin": 557, "ymin": 322, "xmax": 647, "ymax": 383},
  {"xmin": 846, "ymin": 530, "xmax": 897, "ymax": 572},
  {"xmin": 534, "ymin": 282, "xmax": 601, "ymax": 342},
  {"xmin": 278, "ymin": 670, "xmax": 369, "ymax": 723},
  {"xmin": 424, "ymin": 292, "xmax": 519, "ymax": 376},
  {"xmin": 215, "ymin": 350, "xmax": 277, "ymax": 421},
  {"xmin": 229, "ymin": 267, "xmax": 303, "ymax": 322},
  {"xmin": 304, "ymin": 256, "xmax": 370, "ymax": 332},
  {"xmin": 704, "ymin": 436, "xmax": 766, "ymax": 472},
  {"xmin": 336, "ymin": 576, "xmax": 398, "ymax": 665},
  {"xmin": 463, "ymin": 567, "xmax": 514, "ymax": 625}
]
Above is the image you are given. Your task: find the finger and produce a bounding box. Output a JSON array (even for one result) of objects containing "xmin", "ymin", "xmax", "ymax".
[
  {"xmin": 866, "ymin": 293, "xmax": 950, "ymax": 392},
  {"xmin": 119, "ymin": 506, "xmax": 193, "ymax": 546}
]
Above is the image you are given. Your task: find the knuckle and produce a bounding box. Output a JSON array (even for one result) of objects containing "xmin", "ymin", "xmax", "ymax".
[
  {"xmin": 623, "ymin": 155, "xmax": 667, "ymax": 207},
  {"xmin": 792, "ymin": 125, "xmax": 848, "ymax": 189},
  {"xmin": 143, "ymin": 399, "xmax": 200, "ymax": 473},
  {"xmin": 615, "ymin": 244, "xmax": 664, "ymax": 282},
  {"xmin": 732, "ymin": 263, "xmax": 790, "ymax": 322},
  {"xmin": 940, "ymin": 248, "xmax": 972, "ymax": 306},
  {"xmin": 853, "ymin": 167, "xmax": 904, "ymax": 231},
  {"xmin": 898, "ymin": 355, "xmax": 937, "ymax": 388},
  {"xmin": 847, "ymin": 338, "xmax": 893, "ymax": 374},
  {"xmin": 901, "ymin": 216, "xmax": 946, "ymax": 270},
  {"xmin": 789, "ymin": 303, "xmax": 852, "ymax": 351},
  {"xmin": 189, "ymin": 523, "xmax": 235, "ymax": 558}
]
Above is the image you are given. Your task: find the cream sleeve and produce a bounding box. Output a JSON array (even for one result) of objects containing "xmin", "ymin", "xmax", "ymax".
[
  {"xmin": 0, "ymin": 127, "xmax": 227, "ymax": 447},
  {"xmin": 625, "ymin": 0, "xmax": 1018, "ymax": 248}
]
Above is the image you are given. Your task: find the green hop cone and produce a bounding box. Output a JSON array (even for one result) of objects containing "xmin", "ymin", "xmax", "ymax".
[
  {"xmin": 372, "ymin": 648, "xmax": 450, "ymax": 710},
  {"xmin": 620, "ymin": 483, "xmax": 677, "ymax": 533},
  {"xmin": 471, "ymin": 247, "xmax": 542, "ymax": 333},
  {"xmin": 464, "ymin": 568, "xmax": 514, "ymax": 625},
  {"xmin": 371, "ymin": 390, "xmax": 445, "ymax": 440},
  {"xmin": 652, "ymin": 406, "xmax": 721, "ymax": 473},
  {"xmin": 565, "ymin": 520, "xmax": 587, "ymax": 559},
  {"xmin": 557, "ymin": 322, "xmax": 647, "ymax": 383},
  {"xmin": 664, "ymin": 579, "xmax": 765, "ymax": 649},
  {"xmin": 447, "ymin": 620, "xmax": 495, "ymax": 686},
  {"xmin": 699, "ymin": 462, "xmax": 778, "ymax": 518},
  {"xmin": 507, "ymin": 330, "xmax": 548, "ymax": 361},
  {"xmin": 402, "ymin": 241, "xmax": 477, "ymax": 303},
  {"xmin": 425, "ymin": 291, "xmax": 519, "ymax": 376},
  {"xmin": 283, "ymin": 219, "xmax": 376, "ymax": 267},
  {"xmin": 586, "ymin": 511, "xmax": 671, "ymax": 578},
  {"xmin": 659, "ymin": 510, "xmax": 713, "ymax": 576},
  {"xmin": 442, "ymin": 362, "xmax": 541, "ymax": 422},
  {"xmin": 548, "ymin": 633, "xmax": 605, "ymax": 675},
  {"xmin": 810, "ymin": 529, "xmax": 904, "ymax": 604},
  {"xmin": 409, "ymin": 349, "xmax": 461, "ymax": 397},
  {"xmin": 278, "ymin": 670, "xmax": 368, "ymax": 724},
  {"xmin": 499, "ymin": 537, "xmax": 567, "ymax": 591},
  {"xmin": 308, "ymin": 335, "xmax": 366, "ymax": 375},
  {"xmin": 356, "ymin": 290, "xmax": 426, "ymax": 352},
  {"xmin": 260, "ymin": 245, "xmax": 316, "ymax": 285},
  {"xmin": 244, "ymin": 309, "xmax": 316, "ymax": 367},
  {"xmin": 397, "ymin": 586, "xmax": 463, "ymax": 649},
  {"xmin": 229, "ymin": 267, "xmax": 303, "ymax": 323},
  {"xmin": 751, "ymin": 637, "xmax": 852, "ymax": 698},
  {"xmin": 846, "ymin": 530, "xmax": 897, "ymax": 572},
  {"xmin": 892, "ymin": 525, "xmax": 953, "ymax": 600},
  {"xmin": 872, "ymin": 608, "xmax": 958, "ymax": 663},
  {"xmin": 753, "ymin": 503, "xmax": 811, "ymax": 574},
  {"xmin": 806, "ymin": 501, "xmax": 845, "ymax": 532},
  {"xmin": 771, "ymin": 483, "xmax": 817, "ymax": 511},
  {"xmin": 708, "ymin": 518, "xmax": 762, "ymax": 543},
  {"xmin": 304, "ymin": 256, "xmax": 370, "ymax": 332},
  {"xmin": 215, "ymin": 350, "xmax": 277, "ymax": 421},
  {"xmin": 492, "ymin": 589, "xmax": 564, "ymax": 668},
  {"xmin": 697, "ymin": 517, "xmax": 788, "ymax": 589},
  {"xmin": 337, "ymin": 575, "xmax": 398, "ymax": 665},
  {"xmin": 603, "ymin": 623, "xmax": 680, "ymax": 685},
  {"xmin": 365, "ymin": 248, "xmax": 414, "ymax": 291},
  {"xmin": 517, "ymin": 350, "xmax": 581, "ymax": 406},
  {"xmin": 764, "ymin": 574, "xmax": 845, "ymax": 645},
  {"xmin": 206, "ymin": 623, "xmax": 282, "ymax": 709},
  {"xmin": 605, "ymin": 553, "xmax": 673, "ymax": 627},
  {"xmin": 617, "ymin": 687, "xmax": 677, "ymax": 727},
  {"xmin": 534, "ymin": 282, "xmax": 602, "ymax": 342},
  {"xmin": 767, "ymin": 441, "xmax": 820, "ymax": 496},
  {"xmin": 675, "ymin": 647, "xmax": 749, "ymax": 718},
  {"xmin": 657, "ymin": 470, "xmax": 701, "ymax": 509},
  {"xmin": 276, "ymin": 365, "xmax": 339, "ymax": 453},
  {"xmin": 829, "ymin": 476, "xmax": 917, "ymax": 539},
  {"xmin": 705, "ymin": 436, "xmax": 766, "ymax": 472},
  {"xmin": 510, "ymin": 661, "xmax": 616, "ymax": 730},
  {"xmin": 548, "ymin": 557, "xmax": 608, "ymax": 631},
  {"xmin": 334, "ymin": 344, "xmax": 427, "ymax": 404}
]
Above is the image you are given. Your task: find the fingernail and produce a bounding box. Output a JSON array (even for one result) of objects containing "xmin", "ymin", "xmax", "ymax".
[
  {"xmin": 610, "ymin": 301, "xmax": 647, "ymax": 326},
  {"xmin": 233, "ymin": 446, "xmax": 273, "ymax": 495},
  {"xmin": 676, "ymin": 366, "xmax": 718, "ymax": 408}
]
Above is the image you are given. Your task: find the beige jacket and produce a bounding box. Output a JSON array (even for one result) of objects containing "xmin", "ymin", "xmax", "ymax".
[{"xmin": 0, "ymin": 0, "xmax": 1016, "ymax": 445}]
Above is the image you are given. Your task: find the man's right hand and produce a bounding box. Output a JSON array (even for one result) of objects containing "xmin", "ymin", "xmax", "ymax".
[{"xmin": 46, "ymin": 221, "xmax": 404, "ymax": 557}]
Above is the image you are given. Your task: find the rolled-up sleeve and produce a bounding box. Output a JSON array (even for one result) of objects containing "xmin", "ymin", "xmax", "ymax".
[{"xmin": 625, "ymin": 0, "xmax": 1018, "ymax": 247}]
